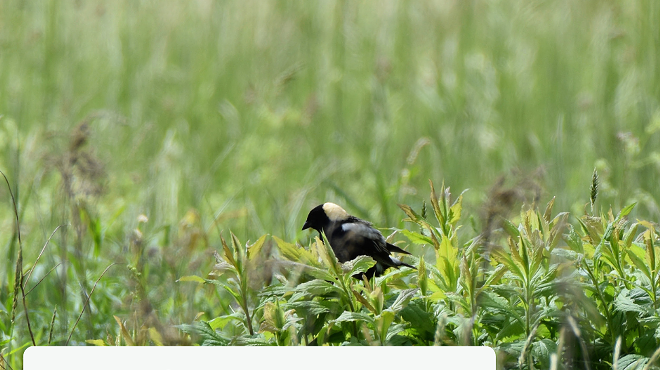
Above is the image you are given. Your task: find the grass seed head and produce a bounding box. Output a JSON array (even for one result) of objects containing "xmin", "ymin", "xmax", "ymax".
[{"xmin": 590, "ymin": 168, "xmax": 598, "ymax": 213}]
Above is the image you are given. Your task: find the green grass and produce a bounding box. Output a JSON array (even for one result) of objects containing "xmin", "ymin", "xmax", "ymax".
[{"xmin": 1, "ymin": 1, "xmax": 660, "ymax": 369}]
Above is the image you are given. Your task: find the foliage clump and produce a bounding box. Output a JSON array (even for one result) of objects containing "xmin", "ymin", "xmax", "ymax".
[{"xmin": 175, "ymin": 181, "xmax": 660, "ymax": 370}]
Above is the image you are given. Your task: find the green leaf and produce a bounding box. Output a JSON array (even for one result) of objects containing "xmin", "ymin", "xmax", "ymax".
[
  {"xmin": 436, "ymin": 234, "xmax": 459, "ymax": 289},
  {"xmin": 400, "ymin": 229, "xmax": 434, "ymax": 245},
  {"xmin": 220, "ymin": 235, "xmax": 236, "ymax": 267},
  {"xmin": 273, "ymin": 235, "xmax": 301, "ymax": 262},
  {"xmin": 478, "ymin": 290, "xmax": 525, "ymax": 328},
  {"xmin": 376, "ymin": 310, "xmax": 395, "ymax": 343},
  {"xmin": 398, "ymin": 203, "xmax": 422, "ymax": 223},
  {"xmin": 177, "ymin": 275, "xmax": 206, "ymax": 284},
  {"xmin": 212, "ymin": 260, "xmax": 236, "ymax": 273},
  {"xmin": 177, "ymin": 321, "xmax": 229, "ymax": 346},
  {"xmin": 275, "ymin": 260, "xmax": 335, "ymax": 281},
  {"xmin": 502, "ymin": 218, "xmax": 521, "ymax": 239},
  {"xmin": 247, "ymin": 234, "xmax": 268, "ymax": 261},
  {"xmin": 400, "ymin": 301, "xmax": 435, "ymax": 336},
  {"xmin": 448, "ymin": 193, "xmax": 463, "ymax": 225},
  {"xmin": 230, "ymin": 232, "xmax": 245, "ymax": 270},
  {"xmin": 543, "ymin": 196, "xmax": 555, "ymax": 222},
  {"xmin": 644, "ymin": 230, "xmax": 657, "ymax": 275},
  {"xmin": 459, "ymin": 255, "xmax": 472, "ymax": 297},
  {"xmin": 418, "ymin": 256, "xmax": 428, "ymax": 297},
  {"xmin": 208, "ymin": 312, "xmax": 245, "ymax": 330},
  {"xmin": 517, "ymin": 236, "xmax": 531, "ymax": 279},
  {"xmin": 285, "ymin": 300, "xmax": 331, "ymax": 316},
  {"xmin": 627, "ymin": 247, "xmax": 651, "ymax": 280},
  {"xmin": 85, "ymin": 339, "xmax": 107, "ymax": 346},
  {"xmin": 563, "ymin": 225, "xmax": 584, "ymax": 253},
  {"xmin": 507, "ymin": 237, "xmax": 528, "ymax": 281},
  {"xmin": 331, "ymin": 311, "xmax": 374, "ymax": 325},
  {"xmin": 344, "ymin": 255, "xmax": 376, "ymax": 276},
  {"xmin": 221, "ymin": 283, "xmax": 242, "ymax": 303},
  {"xmin": 428, "ymin": 180, "xmax": 445, "ymax": 227},
  {"xmin": 149, "ymin": 328, "xmax": 164, "ymax": 346},
  {"xmin": 614, "ymin": 291, "xmax": 646, "ymax": 315},
  {"xmin": 295, "ymin": 279, "xmax": 343, "ymax": 296},
  {"xmin": 318, "ymin": 234, "xmax": 341, "ymax": 275},
  {"xmin": 352, "ymin": 289, "xmax": 377, "ymax": 313},
  {"xmin": 388, "ymin": 289, "xmax": 418, "ymax": 312},
  {"xmin": 532, "ymin": 339, "xmax": 557, "ymax": 368},
  {"xmin": 616, "ymin": 202, "xmax": 637, "ymax": 221},
  {"xmin": 385, "ymin": 323, "xmax": 408, "ymax": 342},
  {"xmin": 624, "ymin": 223, "xmax": 639, "ymax": 248},
  {"xmin": 579, "ymin": 216, "xmax": 603, "ymax": 245},
  {"xmin": 498, "ymin": 340, "xmax": 526, "ymax": 358},
  {"xmin": 615, "ymin": 354, "xmax": 647, "ymax": 370},
  {"xmin": 547, "ymin": 212, "xmax": 569, "ymax": 251},
  {"xmin": 491, "ymin": 246, "xmax": 525, "ymax": 282},
  {"xmin": 477, "ymin": 265, "xmax": 507, "ymax": 294},
  {"xmin": 273, "ymin": 236, "xmax": 329, "ymax": 272},
  {"xmin": 260, "ymin": 301, "xmax": 287, "ymax": 334}
]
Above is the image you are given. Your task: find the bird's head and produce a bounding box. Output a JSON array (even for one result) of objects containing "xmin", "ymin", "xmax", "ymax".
[{"xmin": 302, "ymin": 202, "xmax": 348, "ymax": 232}]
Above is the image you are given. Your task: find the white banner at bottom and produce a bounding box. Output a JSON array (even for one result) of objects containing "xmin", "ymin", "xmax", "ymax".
[{"xmin": 24, "ymin": 346, "xmax": 496, "ymax": 370}]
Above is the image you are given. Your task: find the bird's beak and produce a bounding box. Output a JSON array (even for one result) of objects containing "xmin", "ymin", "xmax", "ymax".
[{"xmin": 302, "ymin": 221, "xmax": 311, "ymax": 231}]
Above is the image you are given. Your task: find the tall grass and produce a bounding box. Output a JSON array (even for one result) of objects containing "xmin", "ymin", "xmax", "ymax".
[{"xmin": 1, "ymin": 1, "xmax": 660, "ymax": 368}]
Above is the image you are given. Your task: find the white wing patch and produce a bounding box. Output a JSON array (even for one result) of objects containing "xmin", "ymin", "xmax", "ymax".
[
  {"xmin": 342, "ymin": 222, "xmax": 383, "ymax": 241},
  {"xmin": 323, "ymin": 202, "xmax": 349, "ymax": 221}
]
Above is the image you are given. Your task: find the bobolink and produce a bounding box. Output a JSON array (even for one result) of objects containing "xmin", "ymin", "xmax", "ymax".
[{"xmin": 302, "ymin": 202, "xmax": 414, "ymax": 278}]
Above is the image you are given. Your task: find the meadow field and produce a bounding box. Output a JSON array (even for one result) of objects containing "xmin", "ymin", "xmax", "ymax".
[{"xmin": 1, "ymin": 1, "xmax": 660, "ymax": 369}]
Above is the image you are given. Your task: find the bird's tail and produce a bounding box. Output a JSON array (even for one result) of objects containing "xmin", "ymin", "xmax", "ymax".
[
  {"xmin": 386, "ymin": 242, "xmax": 411, "ymax": 255},
  {"xmin": 390, "ymin": 257, "xmax": 416, "ymax": 270}
]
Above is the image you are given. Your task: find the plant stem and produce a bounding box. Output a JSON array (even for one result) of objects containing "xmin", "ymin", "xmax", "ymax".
[
  {"xmin": 241, "ymin": 291, "xmax": 254, "ymax": 336},
  {"xmin": 584, "ymin": 262, "xmax": 616, "ymax": 344}
]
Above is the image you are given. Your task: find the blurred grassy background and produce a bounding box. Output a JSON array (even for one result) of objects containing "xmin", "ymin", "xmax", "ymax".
[{"xmin": 2, "ymin": 0, "xmax": 660, "ymax": 355}]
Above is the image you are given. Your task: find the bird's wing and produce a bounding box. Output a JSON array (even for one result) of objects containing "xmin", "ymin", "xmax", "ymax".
[{"xmin": 341, "ymin": 222, "xmax": 389, "ymax": 254}]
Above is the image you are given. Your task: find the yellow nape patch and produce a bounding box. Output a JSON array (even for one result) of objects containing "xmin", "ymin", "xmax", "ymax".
[{"xmin": 323, "ymin": 202, "xmax": 349, "ymax": 221}]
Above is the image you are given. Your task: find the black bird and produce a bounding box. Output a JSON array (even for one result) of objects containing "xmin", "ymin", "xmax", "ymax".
[{"xmin": 302, "ymin": 202, "xmax": 414, "ymax": 278}]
